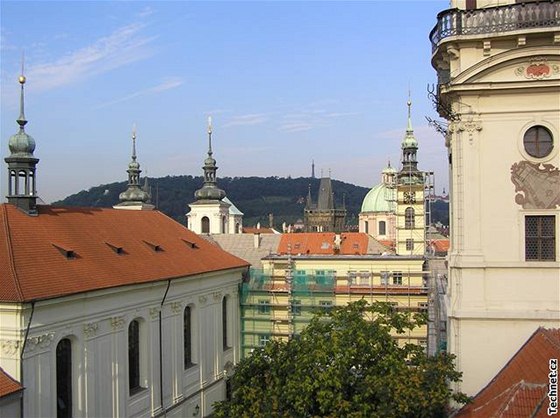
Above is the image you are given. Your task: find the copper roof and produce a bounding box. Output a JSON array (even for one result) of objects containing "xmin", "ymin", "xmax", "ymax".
[
  {"xmin": 0, "ymin": 367, "xmax": 22, "ymax": 398},
  {"xmin": 0, "ymin": 204, "xmax": 249, "ymax": 302},
  {"xmin": 456, "ymin": 327, "xmax": 560, "ymax": 417}
]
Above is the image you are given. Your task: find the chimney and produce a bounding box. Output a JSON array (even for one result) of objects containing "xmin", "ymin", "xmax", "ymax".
[{"xmin": 254, "ymin": 233, "xmax": 261, "ymax": 249}]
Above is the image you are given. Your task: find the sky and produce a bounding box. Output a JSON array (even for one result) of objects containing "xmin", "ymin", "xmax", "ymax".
[{"xmin": 1, "ymin": 1, "xmax": 450, "ymax": 204}]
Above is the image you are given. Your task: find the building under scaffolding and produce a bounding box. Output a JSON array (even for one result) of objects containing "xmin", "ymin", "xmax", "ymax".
[{"xmin": 240, "ymin": 235, "xmax": 429, "ymax": 357}]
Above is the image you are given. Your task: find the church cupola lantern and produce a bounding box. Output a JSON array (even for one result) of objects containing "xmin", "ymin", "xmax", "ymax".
[
  {"xmin": 5, "ymin": 64, "xmax": 40, "ymax": 215},
  {"xmin": 194, "ymin": 117, "xmax": 226, "ymax": 201}
]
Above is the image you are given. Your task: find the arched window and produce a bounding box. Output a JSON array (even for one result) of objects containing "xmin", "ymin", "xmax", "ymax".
[
  {"xmin": 56, "ymin": 338, "xmax": 72, "ymax": 418},
  {"xmin": 201, "ymin": 216, "xmax": 210, "ymax": 234},
  {"xmin": 379, "ymin": 220, "xmax": 386, "ymax": 235},
  {"xmin": 184, "ymin": 306, "xmax": 193, "ymax": 368},
  {"xmin": 405, "ymin": 207, "xmax": 415, "ymax": 229},
  {"xmin": 128, "ymin": 320, "xmax": 141, "ymax": 395},
  {"xmin": 235, "ymin": 223, "xmax": 241, "ymax": 234},
  {"xmin": 222, "ymin": 216, "xmax": 227, "ymax": 234},
  {"xmin": 364, "ymin": 221, "xmax": 369, "ymax": 234},
  {"xmin": 222, "ymin": 297, "xmax": 229, "ymax": 350}
]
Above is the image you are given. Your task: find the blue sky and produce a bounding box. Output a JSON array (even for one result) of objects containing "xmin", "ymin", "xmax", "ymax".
[{"xmin": 1, "ymin": 1, "xmax": 450, "ymax": 203}]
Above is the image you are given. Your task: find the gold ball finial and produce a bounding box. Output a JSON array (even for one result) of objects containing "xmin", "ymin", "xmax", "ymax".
[
  {"xmin": 19, "ymin": 75, "xmax": 26, "ymax": 84},
  {"xmin": 407, "ymin": 99, "xmax": 412, "ymax": 106}
]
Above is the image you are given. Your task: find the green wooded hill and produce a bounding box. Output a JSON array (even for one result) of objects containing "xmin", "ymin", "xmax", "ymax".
[
  {"xmin": 54, "ymin": 176, "xmax": 368, "ymax": 228},
  {"xmin": 54, "ymin": 176, "xmax": 449, "ymax": 228}
]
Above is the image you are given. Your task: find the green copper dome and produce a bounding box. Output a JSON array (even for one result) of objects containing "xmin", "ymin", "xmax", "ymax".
[
  {"xmin": 361, "ymin": 183, "xmax": 395, "ymax": 213},
  {"xmin": 8, "ymin": 130, "xmax": 36, "ymax": 157}
]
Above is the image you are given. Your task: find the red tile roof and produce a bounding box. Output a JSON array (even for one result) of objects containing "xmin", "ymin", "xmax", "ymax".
[
  {"xmin": 0, "ymin": 204, "xmax": 249, "ymax": 302},
  {"xmin": 0, "ymin": 367, "xmax": 22, "ymax": 398},
  {"xmin": 429, "ymin": 239, "xmax": 450, "ymax": 254},
  {"xmin": 456, "ymin": 327, "xmax": 560, "ymax": 418},
  {"xmin": 277, "ymin": 233, "xmax": 371, "ymax": 255}
]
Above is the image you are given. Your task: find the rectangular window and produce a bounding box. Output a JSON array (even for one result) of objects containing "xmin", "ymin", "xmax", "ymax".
[
  {"xmin": 525, "ymin": 216, "xmax": 556, "ymax": 261},
  {"xmin": 392, "ymin": 271, "xmax": 403, "ymax": 285},
  {"xmin": 258, "ymin": 300, "xmax": 271, "ymax": 315},
  {"xmin": 406, "ymin": 239, "xmax": 414, "ymax": 251},
  {"xmin": 319, "ymin": 300, "xmax": 333, "ymax": 312},
  {"xmin": 259, "ymin": 334, "xmax": 270, "ymax": 347},
  {"xmin": 292, "ymin": 300, "xmax": 302, "ymax": 316}
]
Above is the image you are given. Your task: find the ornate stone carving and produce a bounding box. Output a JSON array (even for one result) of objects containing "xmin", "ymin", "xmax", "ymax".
[
  {"xmin": 515, "ymin": 58, "xmax": 560, "ymax": 80},
  {"xmin": 511, "ymin": 161, "xmax": 560, "ymax": 209},
  {"xmin": 0, "ymin": 340, "xmax": 20, "ymax": 357},
  {"xmin": 110, "ymin": 316, "xmax": 126, "ymax": 330},
  {"xmin": 83, "ymin": 322, "xmax": 98, "ymax": 338},
  {"xmin": 149, "ymin": 307, "xmax": 160, "ymax": 319},
  {"xmin": 26, "ymin": 332, "xmax": 55, "ymax": 352},
  {"xmin": 213, "ymin": 291, "xmax": 223, "ymax": 301},
  {"xmin": 198, "ymin": 295, "xmax": 208, "ymax": 305},
  {"xmin": 170, "ymin": 302, "xmax": 182, "ymax": 314}
]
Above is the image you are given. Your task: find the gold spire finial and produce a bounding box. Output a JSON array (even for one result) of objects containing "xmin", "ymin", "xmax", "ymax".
[
  {"xmin": 19, "ymin": 52, "xmax": 26, "ymax": 84},
  {"xmin": 208, "ymin": 116, "xmax": 212, "ymax": 134}
]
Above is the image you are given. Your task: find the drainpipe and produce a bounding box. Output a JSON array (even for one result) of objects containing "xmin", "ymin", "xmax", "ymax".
[
  {"xmin": 159, "ymin": 281, "xmax": 171, "ymax": 415},
  {"xmin": 20, "ymin": 301, "xmax": 35, "ymax": 418}
]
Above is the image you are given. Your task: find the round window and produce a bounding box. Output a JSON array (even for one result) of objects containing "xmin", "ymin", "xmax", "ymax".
[{"xmin": 523, "ymin": 126, "xmax": 553, "ymax": 158}]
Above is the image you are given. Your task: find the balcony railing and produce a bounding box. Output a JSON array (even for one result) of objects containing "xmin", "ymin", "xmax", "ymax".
[{"xmin": 430, "ymin": 1, "xmax": 560, "ymax": 51}]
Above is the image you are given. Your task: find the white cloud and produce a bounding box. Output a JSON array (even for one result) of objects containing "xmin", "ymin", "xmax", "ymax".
[
  {"xmin": 27, "ymin": 22, "xmax": 156, "ymax": 92},
  {"xmin": 278, "ymin": 122, "xmax": 313, "ymax": 133},
  {"xmin": 223, "ymin": 113, "xmax": 268, "ymax": 127},
  {"xmin": 95, "ymin": 77, "xmax": 184, "ymax": 108}
]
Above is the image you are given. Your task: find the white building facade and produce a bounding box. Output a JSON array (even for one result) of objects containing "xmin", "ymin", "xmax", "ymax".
[{"xmin": 431, "ymin": 0, "xmax": 560, "ymax": 396}]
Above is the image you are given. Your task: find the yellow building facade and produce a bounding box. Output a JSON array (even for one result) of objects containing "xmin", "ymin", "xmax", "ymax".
[{"xmin": 240, "ymin": 248, "xmax": 427, "ymax": 357}]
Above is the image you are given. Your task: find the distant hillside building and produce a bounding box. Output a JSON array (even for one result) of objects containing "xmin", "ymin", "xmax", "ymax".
[
  {"xmin": 431, "ymin": 0, "xmax": 560, "ymax": 397},
  {"xmin": 186, "ymin": 119, "xmax": 244, "ymax": 234},
  {"xmin": 304, "ymin": 176, "xmax": 346, "ymax": 232}
]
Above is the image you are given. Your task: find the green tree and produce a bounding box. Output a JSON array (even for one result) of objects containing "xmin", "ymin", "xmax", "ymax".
[{"xmin": 215, "ymin": 300, "xmax": 468, "ymax": 418}]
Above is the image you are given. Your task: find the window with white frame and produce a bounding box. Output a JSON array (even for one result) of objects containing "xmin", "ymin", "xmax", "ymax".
[
  {"xmin": 392, "ymin": 271, "xmax": 403, "ymax": 285},
  {"xmin": 259, "ymin": 334, "xmax": 270, "ymax": 347},
  {"xmin": 258, "ymin": 300, "xmax": 271, "ymax": 315}
]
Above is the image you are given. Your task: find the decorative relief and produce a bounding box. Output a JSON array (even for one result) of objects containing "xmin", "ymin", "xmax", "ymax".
[
  {"xmin": 149, "ymin": 307, "xmax": 160, "ymax": 320},
  {"xmin": 26, "ymin": 332, "xmax": 55, "ymax": 352},
  {"xmin": 511, "ymin": 161, "xmax": 560, "ymax": 209},
  {"xmin": 83, "ymin": 322, "xmax": 99, "ymax": 338},
  {"xmin": 170, "ymin": 302, "xmax": 182, "ymax": 314},
  {"xmin": 213, "ymin": 291, "xmax": 223, "ymax": 301},
  {"xmin": 198, "ymin": 295, "xmax": 208, "ymax": 305},
  {"xmin": 448, "ymin": 121, "xmax": 482, "ymax": 134},
  {"xmin": 110, "ymin": 316, "xmax": 126, "ymax": 331},
  {"xmin": 515, "ymin": 58, "xmax": 560, "ymax": 80},
  {"xmin": 0, "ymin": 340, "xmax": 21, "ymax": 357}
]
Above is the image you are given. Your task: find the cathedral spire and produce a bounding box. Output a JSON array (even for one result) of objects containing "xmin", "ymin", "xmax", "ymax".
[
  {"xmin": 115, "ymin": 125, "xmax": 152, "ymax": 208},
  {"xmin": 194, "ymin": 117, "xmax": 226, "ymax": 201},
  {"xmin": 5, "ymin": 61, "xmax": 39, "ymax": 215},
  {"xmin": 399, "ymin": 98, "xmax": 422, "ymax": 185}
]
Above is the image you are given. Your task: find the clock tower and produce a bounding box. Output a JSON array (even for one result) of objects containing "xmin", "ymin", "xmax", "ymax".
[{"xmin": 396, "ymin": 100, "xmax": 426, "ymax": 256}]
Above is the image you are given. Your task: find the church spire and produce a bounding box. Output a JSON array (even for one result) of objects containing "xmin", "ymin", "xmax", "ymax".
[
  {"xmin": 115, "ymin": 125, "xmax": 152, "ymax": 208},
  {"xmin": 5, "ymin": 60, "xmax": 40, "ymax": 215},
  {"xmin": 399, "ymin": 98, "xmax": 420, "ymax": 181},
  {"xmin": 194, "ymin": 117, "xmax": 226, "ymax": 201}
]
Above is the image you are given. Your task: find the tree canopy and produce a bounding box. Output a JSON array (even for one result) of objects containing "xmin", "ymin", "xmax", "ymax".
[{"xmin": 214, "ymin": 300, "xmax": 467, "ymax": 418}]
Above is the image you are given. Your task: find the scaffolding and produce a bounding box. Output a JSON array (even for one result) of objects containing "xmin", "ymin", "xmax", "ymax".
[{"xmin": 240, "ymin": 267, "xmax": 336, "ymax": 356}]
